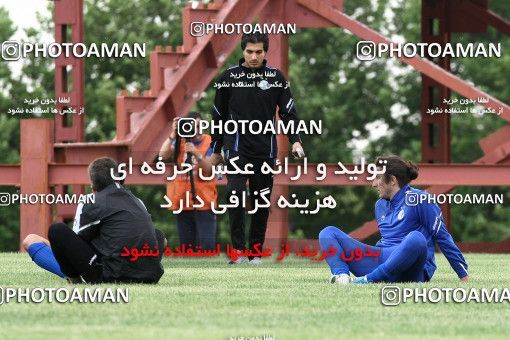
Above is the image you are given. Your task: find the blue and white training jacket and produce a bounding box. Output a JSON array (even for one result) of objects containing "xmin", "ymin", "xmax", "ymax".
[{"xmin": 375, "ymin": 184, "xmax": 469, "ymax": 280}]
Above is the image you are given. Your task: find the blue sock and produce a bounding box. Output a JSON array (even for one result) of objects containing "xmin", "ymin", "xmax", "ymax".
[{"xmin": 28, "ymin": 242, "xmax": 65, "ymax": 278}]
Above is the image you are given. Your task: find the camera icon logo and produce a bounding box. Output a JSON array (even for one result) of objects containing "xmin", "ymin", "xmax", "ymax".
[
  {"xmin": 1, "ymin": 41, "xmax": 22, "ymax": 61},
  {"xmin": 405, "ymin": 192, "xmax": 419, "ymax": 206},
  {"xmin": 0, "ymin": 193, "xmax": 11, "ymax": 206},
  {"xmin": 177, "ymin": 118, "xmax": 197, "ymax": 138},
  {"xmin": 381, "ymin": 286, "xmax": 401, "ymax": 306},
  {"xmin": 356, "ymin": 41, "xmax": 376, "ymax": 61},
  {"xmin": 190, "ymin": 22, "xmax": 205, "ymax": 37}
]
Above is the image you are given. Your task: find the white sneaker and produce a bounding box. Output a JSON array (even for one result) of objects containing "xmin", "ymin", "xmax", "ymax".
[
  {"xmin": 351, "ymin": 275, "xmax": 369, "ymax": 284},
  {"xmin": 227, "ymin": 256, "xmax": 249, "ymax": 265},
  {"xmin": 330, "ymin": 274, "xmax": 352, "ymax": 285},
  {"xmin": 249, "ymin": 257, "xmax": 262, "ymax": 265}
]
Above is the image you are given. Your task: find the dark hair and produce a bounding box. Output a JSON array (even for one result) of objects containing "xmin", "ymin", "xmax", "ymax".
[
  {"xmin": 241, "ymin": 32, "xmax": 269, "ymax": 52},
  {"xmin": 88, "ymin": 157, "xmax": 119, "ymax": 192},
  {"xmin": 375, "ymin": 155, "xmax": 419, "ymax": 188}
]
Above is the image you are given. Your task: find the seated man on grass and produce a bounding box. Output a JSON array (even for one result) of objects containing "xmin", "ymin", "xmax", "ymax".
[
  {"xmin": 23, "ymin": 157, "xmax": 165, "ymax": 283},
  {"xmin": 319, "ymin": 155, "xmax": 469, "ymax": 285}
]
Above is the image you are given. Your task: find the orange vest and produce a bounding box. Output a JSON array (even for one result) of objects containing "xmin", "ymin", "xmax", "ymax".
[{"xmin": 166, "ymin": 135, "xmax": 217, "ymax": 211}]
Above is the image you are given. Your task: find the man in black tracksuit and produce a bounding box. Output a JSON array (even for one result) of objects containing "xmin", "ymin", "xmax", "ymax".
[
  {"xmin": 48, "ymin": 157, "xmax": 165, "ymax": 283},
  {"xmin": 210, "ymin": 32, "xmax": 305, "ymax": 264}
]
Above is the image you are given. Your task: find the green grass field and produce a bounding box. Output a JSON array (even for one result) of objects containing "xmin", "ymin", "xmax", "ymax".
[{"xmin": 0, "ymin": 253, "xmax": 509, "ymax": 339}]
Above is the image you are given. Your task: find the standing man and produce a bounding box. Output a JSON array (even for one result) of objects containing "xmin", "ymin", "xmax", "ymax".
[{"xmin": 210, "ymin": 32, "xmax": 305, "ymax": 265}]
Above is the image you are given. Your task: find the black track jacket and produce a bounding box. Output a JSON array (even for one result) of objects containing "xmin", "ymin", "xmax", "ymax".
[
  {"xmin": 211, "ymin": 58, "xmax": 302, "ymax": 159},
  {"xmin": 76, "ymin": 183, "xmax": 164, "ymax": 283}
]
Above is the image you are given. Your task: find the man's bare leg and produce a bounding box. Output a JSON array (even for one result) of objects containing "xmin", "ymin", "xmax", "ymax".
[
  {"xmin": 23, "ymin": 233, "xmax": 65, "ymax": 278},
  {"xmin": 22, "ymin": 234, "xmax": 50, "ymax": 251}
]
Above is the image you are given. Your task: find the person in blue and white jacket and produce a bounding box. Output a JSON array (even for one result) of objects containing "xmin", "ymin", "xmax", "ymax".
[{"xmin": 319, "ymin": 155, "xmax": 469, "ymax": 284}]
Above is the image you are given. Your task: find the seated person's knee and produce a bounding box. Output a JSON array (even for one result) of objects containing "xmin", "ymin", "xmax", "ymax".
[
  {"xmin": 319, "ymin": 225, "xmax": 340, "ymax": 239},
  {"xmin": 48, "ymin": 222, "xmax": 68, "ymax": 242},
  {"xmin": 406, "ymin": 231, "xmax": 427, "ymax": 250}
]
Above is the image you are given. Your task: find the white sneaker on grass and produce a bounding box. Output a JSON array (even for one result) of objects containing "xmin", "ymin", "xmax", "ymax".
[
  {"xmin": 351, "ymin": 275, "xmax": 369, "ymax": 284},
  {"xmin": 227, "ymin": 256, "xmax": 249, "ymax": 265},
  {"xmin": 330, "ymin": 273, "xmax": 352, "ymax": 285},
  {"xmin": 249, "ymin": 257, "xmax": 262, "ymax": 265}
]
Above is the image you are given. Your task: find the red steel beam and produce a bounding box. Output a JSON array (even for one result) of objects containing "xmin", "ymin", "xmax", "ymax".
[
  {"xmin": 115, "ymin": 95, "xmax": 157, "ymax": 140},
  {"xmin": 458, "ymin": 238, "xmax": 510, "ymax": 253},
  {"xmin": 283, "ymin": 0, "xmax": 342, "ymax": 27},
  {"xmin": 463, "ymin": 0, "xmax": 510, "ymax": 37},
  {"xmin": 419, "ymin": 8, "xmax": 453, "ymax": 231},
  {"xmin": 421, "ymin": 0, "xmax": 451, "ymax": 164},
  {"xmin": 54, "ymin": 0, "xmax": 85, "ymax": 143},
  {"xmin": 13, "ymin": 0, "xmax": 508, "ymax": 249},
  {"xmin": 0, "ymin": 166, "xmax": 21, "ymax": 186},
  {"xmin": 479, "ymin": 125, "xmax": 510, "ymax": 156},
  {"xmin": 53, "ymin": 0, "xmax": 86, "ymax": 224},
  {"xmin": 20, "ymin": 120, "xmax": 53, "ymax": 246},
  {"xmin": 53, "ymin": 141, "xmax": 130, "ymax": 164},
  {"xmin": 261, "ymin": 0, "xmax": 291, "ymax": 244}
]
